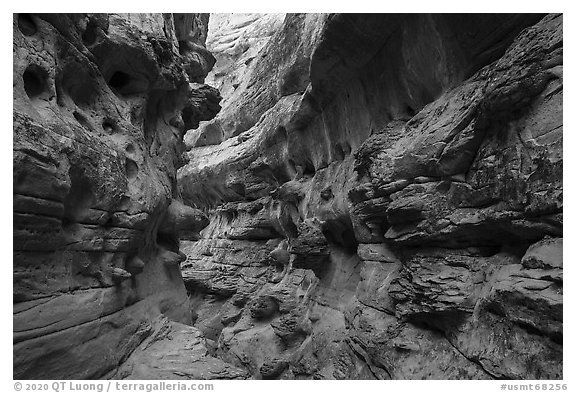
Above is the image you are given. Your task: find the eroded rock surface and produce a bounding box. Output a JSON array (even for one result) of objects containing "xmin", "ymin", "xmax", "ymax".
[
  {"xmin": 14, "ymin": 12, "xmax": 562, "ymax": 381},
  {"xmin": 13, "ymin": 13, "xmax": 238, "ymax": 379},
  {"xmin": 179, "ymin": 13, "xmax": 562, "ymax": 379},
  {"xmin": 184, "ymin": 14, "xmax": 285, "ymax": 149},
  {"xmin": 205, "ymin": 13, "xmax": 285, "ymax": 101}
]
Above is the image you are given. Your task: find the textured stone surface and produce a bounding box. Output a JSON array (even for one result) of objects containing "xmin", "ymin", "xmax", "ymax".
[
  {"xmin": 109, "ymin": 318, "xmax": 248, "ymax": 379},
  {"xmin": 15, "ymin": 12, "xmax": 562, "ymax": 381},
  {"xmin": 184, "ymin": 14, "xmax": 285, "ymax": 149},
  {"xmin": 205, "ymin": 13, "xmax": 285, "ymax": 101},
  {"xmin": 13, "ymin": 13, "xmax": 232, "ymax": 379},
  {"xmin": 178, "ymin": 13, "xmax": 562, "ymax": 380}
]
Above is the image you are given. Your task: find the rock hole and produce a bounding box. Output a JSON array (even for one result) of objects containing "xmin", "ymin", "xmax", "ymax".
[
  {"xmin": 109, "ymin": 71, "xmax": 131, "ymax": 90},
  {"xmin": 435, "ymin": 180, "xmax": 452, "ymax": 194},
  {"xmin": 125, "ymin": 158, "xmax": 138, "ymax": 180},
  {"xmin": 57, "ymin": 63, "xmax": 98, "ymax": 107},
  {"xmin": 72, "ymin": 111, "xmax": 84, "ymax": 122},
  {"xmin": 73, "ymin": 111, "xmax": 92, "ymax": 130},
  {"xmin": 320, "ymin": 188, "xmax": 333, "ymax": 201},
  {"xmin": 102, "ymin": 119, "xmax": 116, "ymax": 133},
  {"xmin": 125, "ymin": 143, "xmax": 135, "ymax": 153},
  {"xmin": 334, "ymin": 143, "xmax": 345, "ymax": 161},
  {"xmin": 18, "ymin": 14, "xmax": 37, "ymax": 36},
  {"xmin": 302, "ymin": 162, "xmax": 315, "ymax": 177},
  {"xmin": 321, "ymin": 218, "xmax": 359, "ymax": 253},
  {"xmin": 23, "ymin": 65, "xmax": 49, "ymax": 100},
  {"xmin": 107, "ymin": 70, "xmax": 149, "ymax": 96}
]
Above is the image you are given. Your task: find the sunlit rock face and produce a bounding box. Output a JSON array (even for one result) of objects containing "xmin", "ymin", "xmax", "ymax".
[
  {"xmin": 185, "ymin": 13, "xmax": 286, "ymax": 149},
  {"xmin": 179, "ymin": 13, "xmax": 562, "ymax": 379},
  {"xmin": 205, "ymin": 13, "xmax": 285, "ymax": 99},
  {"xmin": 12, "ymin": 13, "xmax": 248, "ymax": 380}
]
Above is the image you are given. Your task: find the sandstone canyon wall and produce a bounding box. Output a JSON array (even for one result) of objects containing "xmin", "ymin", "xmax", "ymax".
[
  {"xmin": 13, "ymin": 13, "xmax": 562, "ymax": 380},
  {"xmin": 179, "ymin": 13, "xmax": 562, "ymax": 379},
  {"xmin": 13, "ymin": 13, "xmax": 245, "ymax": 380}
]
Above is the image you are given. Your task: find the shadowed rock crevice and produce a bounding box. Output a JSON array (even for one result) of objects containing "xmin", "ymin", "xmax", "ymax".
[
  {"xmin": 18, "ymin": 14, "xmax": 38, "ymax": 36},
  {"xmin": 23, "ymin": 64, "xmax": 50, "ymax": 101}
]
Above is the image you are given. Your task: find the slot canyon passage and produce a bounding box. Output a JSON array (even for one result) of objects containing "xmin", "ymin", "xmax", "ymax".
[{"xmin": 12, "ymin": 13, "xmax": 563, "ymax": 380}]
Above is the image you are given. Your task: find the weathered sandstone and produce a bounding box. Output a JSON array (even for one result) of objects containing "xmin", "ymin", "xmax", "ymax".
[{"xmin": 179, "ymin": 13, "xmax": 562, "ymax": 379}]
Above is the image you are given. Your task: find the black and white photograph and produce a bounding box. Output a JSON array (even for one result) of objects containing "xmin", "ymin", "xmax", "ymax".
[{"xmin": 11, "ymin": 8, "xmax": 566, "ymax": 387}]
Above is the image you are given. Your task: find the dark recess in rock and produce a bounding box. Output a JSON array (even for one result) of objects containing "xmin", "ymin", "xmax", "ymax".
[
  {"xmin": 18, "ymin": 14, "xmax": 38, "ymax": 36},
  {"xmin": 23, "ymin": 65, "xmax": 49, "ymax": 100},
  {"xmin": 82, "ymin": 20, "xmax": 99, "ymax": 46}
]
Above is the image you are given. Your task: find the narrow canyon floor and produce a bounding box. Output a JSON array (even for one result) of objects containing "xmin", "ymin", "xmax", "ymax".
[{"xmin": 13, "ymin": 13, "xmax": 562, "ymax": 380}]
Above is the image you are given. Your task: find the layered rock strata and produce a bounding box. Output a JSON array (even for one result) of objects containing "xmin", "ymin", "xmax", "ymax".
[
  {"xmin": 13, "ymin": 13, "xmax": 244, "ymax": 379},
  {"xmin": 179, "ymin": 13, "xmax": 562, "ymax": 379}
]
